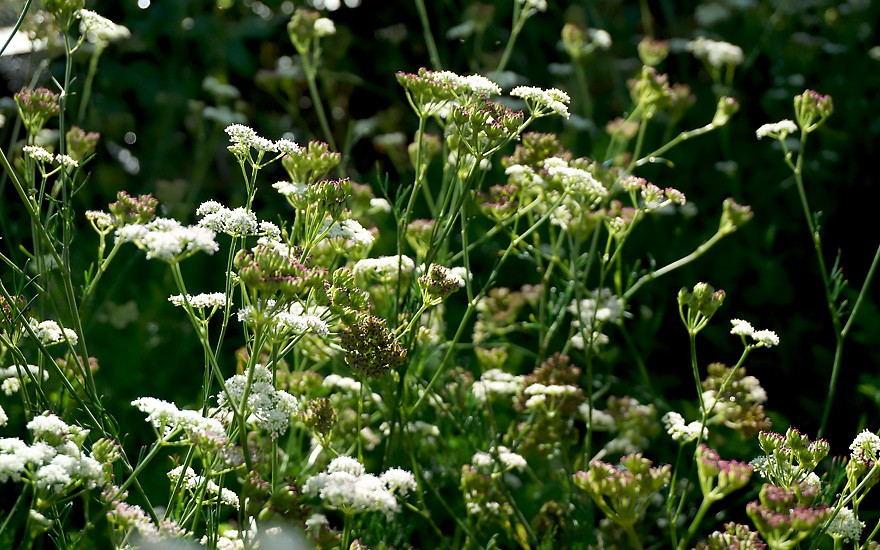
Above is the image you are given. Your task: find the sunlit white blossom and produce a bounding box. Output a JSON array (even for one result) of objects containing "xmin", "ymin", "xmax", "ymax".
[{"xmin": 756, "ymin": 119, "xmax": 798, "ymax": 140}]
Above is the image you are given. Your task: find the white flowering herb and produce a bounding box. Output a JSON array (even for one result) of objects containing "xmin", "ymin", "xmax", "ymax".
[
  {"xmin": 510, "ymin": 86, "xmax": 571, "ymax": 119},
  {"xmin": 302, "ymin": 456, "xmax": 415, "ymax": 519},
  {"xmin": 827, "ymin": 506, "xmax": 865, "ymax": 542},
  {"xmin": 755, "ymin": 119, "xmax": 798, "ymax": 140},
  {"xmin": 217, "ymin": 365, "xmax": 299, "ymax": 439},
  {"xmin": 131, "ymin": 397, "xmax": 226, "ymax": 443},
  {"xmin": 850, "ymin": 429, "xmax": 880, "ymax": 464},
  {"xmin": 77, "ymin": 9, "xmax": 131, "ymax": 44},
  {"xmin": 116, "ymin": 217, "xmax": 218, "ymax": 262},
  {"xmin": 472, "ymin": 369, "xmax": 525, "ymax": 402},
  {"xmin": 662, "ymin": 411, "xmax": 707, "ymax": 443},
  {"xmin": 730, "ymin": 319, "xmax": 779, "ymax": 348},
  {"xmin": 28, "ymin": 319, "xmax": 78, "ymax": 347},
  {"xmin": 687, "ymin": 37, "xmax": 744, "ymax": 68}
]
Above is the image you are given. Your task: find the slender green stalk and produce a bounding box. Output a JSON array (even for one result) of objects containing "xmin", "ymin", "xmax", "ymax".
[
  {"xmin": 413, "ymin": 0, "xmax": 442, "ymax": 69},
  {"xmin": 300, "ymin": 48, "xmax": 337, "ymax": 151}
]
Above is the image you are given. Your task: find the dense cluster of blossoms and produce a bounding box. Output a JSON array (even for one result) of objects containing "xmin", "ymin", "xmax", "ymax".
[
  {"xmin": 131, "ymin": 397, "xmax": 227, "ymax": 444},
  {"xmin": 302, "ymin": 456, "xmax": 415, "ymax": 519},
  {"xmin": 217, "ymin": 365, "xmax": 300, "ymax": 439},
  {"xmin": 0, "ymin": 414, "xmax": 107, "ymax": 494},
  {"xmin": 27, "ymin": 318, "xmax": 79, "ymax": 347},
  {"xmin": 116, "ymin": 218, "xmax": 218, "ymax": 261}
]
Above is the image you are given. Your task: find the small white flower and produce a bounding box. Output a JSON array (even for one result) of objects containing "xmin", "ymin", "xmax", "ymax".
[
  {"xmin": 28, "ymin": 319, "xmax": 78, "ymax": 347},
  {"xmin": 472, "ymin": 369, "xmax": 525, "ymax": 402},
  {"xmin": 662, "ymin": 411, "xmax": 707, "ymax": 443},
  {"xmin": 381, "ymin": 468, "xmax": 416, "ymax": 496},
  {"xmin": 756, "ymin": 119, "xmax": 799, "ymax": 140},
  {"xmin": 510, "ymin": 86, "xmax": 571, "ymax": 118},
  {"xmin": 314, "ymin": 18, "xmax": 336, "ymax": 37},
  {"xmin": 168, "ymin": 292, "xmax": 226, "ymax": 310},
  {"xmin": 751, "ymin": 329, "xmax": 779, "ymax": 347},
  {"xmin": 55, "ymin": 154, "xmax": 79, "ymax": 169},
  {"xmin": 328, "ymin": 456, "xmax": 367, "ymax": 477},
  {"xmin": 827, "ymin": 507, "xmax": 865, "ymax": 542},
  {"xmin": 305, "ymin": 513, "xmax": 328, "ymax": 531},
  {"xmin": 323, "ymin": 374, "xmax": 362, "ymax": 394},
  {"xmin": 589, "ymin": 29, "xmax": 612, "ymax": 50},
  {"xmin": 850, "ymin": 429, "xmax": 880, "ymax": 464},
  {"xmin": 23, "ymin": 145, "xmax": 54, "ymax": 163},
  {"xmin": 730, "ymin": 318, "xmax": 755, "ymax": 336},
  {"xmin": 460, "ymin": 74, "xmax": 502, "ymax": 96},
  {"xmin": 77, "ymin": 9, "xmax": 131, "ymax": 44},
  {"xmin": 687, "ymin": 37, "xmax": 744, "ymax": 68},
  {"xmin": 369, "ymin": 198, "xmax": 392, "ymax": 213},
  {"xmin": 353, "ymin": 255, "xmax": 415, "ymax": 282}
]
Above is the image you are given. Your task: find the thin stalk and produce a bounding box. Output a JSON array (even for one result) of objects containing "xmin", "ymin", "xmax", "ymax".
[
  {"xmin": 413, "ymin": 0, "xmax": 442, "ymax": 69},
  {"xmin": 300, "ymin": 49, "xmax": 337, "ymax": 151},
  {"xmin": 624, "ymin": 228, "xmax": 727, "ymax": 300},
  {"xmin": 496, "ymin": 4, "xmax": 527, "ymax": 74}
]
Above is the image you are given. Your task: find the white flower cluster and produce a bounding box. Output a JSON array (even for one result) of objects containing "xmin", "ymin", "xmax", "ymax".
[
  {"xmin": 541, "ymin": 157, "xmax": 609, "ymax": 227},
  {"xmin": 429, "ymin": 71, "xmax": 502, "ymax": 96},
  {"xmin": 0, "ymin": 413, "xmax": 105, "ymax": 493},
  {"xmin": 687, "ymin": 37, "xmax": 744, "ymax": 68},
  {"xmin": 28, "ymin": 319, "xmax": 79, "ymax": 347},
  {"xmin": 523, "ymin": 383, "xmax": 579, "ymax": 410},
  {"xmin": 116, "ymin": 217, "xmax": 218, "ymax": 261},
  {"xmin": 0, "ymin": 405, "xmax": 6, "ymax": 427},
  {"xmin": 77, "ymin": 9, "xmax": 131, "ymax": 44},
  {"xmin": 323, "ymin": 374, "xmax": 362, "ymax": 394},
  {"xmin": 196, "ymin": 201, "xmax": 265, "ymax": 238},
  {"xmin": 273, "ymin": 180, "xmax": 308, "ymax": 198},
  {"xmin": 22, "ymin": 145, "xmax": 55, "ymax": 163},
  {"xmin": 321, "ymin": 218, "xmax": 375, "ymax": 248},
  {"xmin": 236, "ymin": 300, "xmax": 330, "ymax": 338},
  {"xmin": 568, "ymin": 288, "xmax": 625, "ymax": 325},
  {"xmin": 729, "ymin": 319, "xmax": 780, "ymax": 347},
  {"xmin": 510, "ymin": 86, "xmax": 571, "ymax": 118},
  {"xmin": 850, "ymin": 429, "xmax": 880, "ymax": 464},
  {"xmin": 755, "ymin": 119, "xmax": 799, "ymax": 140},
  {"xmin": 353, "ymin": 255, "xmax": 415, "ymax": 283},
  {"xmin": 302, "ymin": 456, "xmax": 415, "ymax": 519},
  {"xmin": 471, "ymin": 445, "xmax": 527, "ymax": 473},
  {"xmin": 314, "ymin": 17, "xmax": 336, "ymax": 37},
  {"xmin": 662, "ymin": 411, "xmax": 707, "ymax": 443},
  {"xmin": 86, "ymin": 210, "xmax": 115, "ymax": 232},
  {"xmin": 588, "ymin": 28, "xmax": 612, "ymax": 50},
  {"xmin": 568, "ymin": 289, "xmax": 624, "ymax": 350},
  {"xmin": 131, "ymin": 397, "xmax": 226, "ymax": 442},
  {"xmin": 225, "ymin": 125, "xmax": 302, "ymax": 156},
  {"xmin": 275, "ymin": 302, "xmax": 330, "ymax": 337},
  {"xmin": 107, "ymin": 501, "xmax": 188, "ymax": 545},
  {"xmin": 219, "ymin": 365, "xmax": 299, "ymax": 439},
  {"xmin": 167, "ymin": 466, "xmax": 239, "ymax": 509},
  {"xmin": 1, "ymin": 364, "xmax": 49, "ymax": 396},
  {"xmin": 472, "ymin": 369, "xmax": 525, "ymax": 402},
  {"xmin": 827, "ymin": 507, "xmax": 865, "ymax": 542},
  {"xmin": 577, "ymin": 403, "xmax": 617, "ymax": 430},
  {"xmin": 168, "ymin": 292, "xmax": 226, "ymax": 310}
]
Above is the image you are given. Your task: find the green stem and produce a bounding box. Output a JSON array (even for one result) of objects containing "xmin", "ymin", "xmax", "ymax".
[
  {"xmin": 496, "ymin": 5, "xmax": 527, "ymax": 74},
  {"xmin": 413, "ymin": 0, "xmax": 442, "ymax": 69},
  {"xmin": 679, "ymin": 497, "xmax": 714, "ymax": 550},
  {"xmin": 300, "ymin": 49, "xmax": 337, "ymax": 151},
  {"xmin": 624, "ymin": 229, "xmax": 727, "ymax": 300}
]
